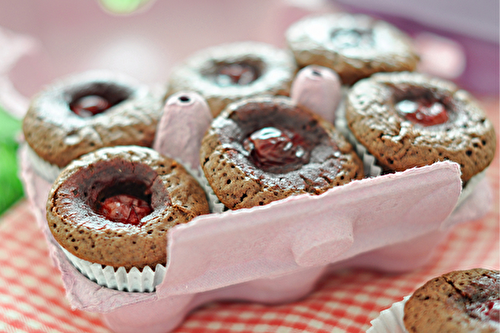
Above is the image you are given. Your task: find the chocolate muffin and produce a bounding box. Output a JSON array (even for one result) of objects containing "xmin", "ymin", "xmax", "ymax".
[
  {"xmin": 46, "ymin": 146, "xmax": 209, "ymax": 271},
  {"xmin": 165, "ymin": 41, "xmax": 297, "ymax": 117},
  {"xmin": 404, "ymin": 268, "xmax": 499, "ymax": 333},
  {"xmin": 345, "ymin": 72, "xmax": 496, "ymax": 182},
  {"xmin": 200, "ymin": 96, "xmax": 363, "ymax": 210},
  {"xmin": 23, "ymin": 70, "xmax": 163, "ymax": 181},
  {"xmin": 286, "ymin": 13, "xmax": 419, "ymax": 85}
]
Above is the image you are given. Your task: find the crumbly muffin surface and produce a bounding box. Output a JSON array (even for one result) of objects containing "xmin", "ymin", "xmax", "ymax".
[
  {"xmin": 200, "ymin": 96, "xmax": 363, "ymax": 210},
  {"xmin": 286, "ymin": 13, "xmax": 419, "ymax": 85},
  {"xmin": 46, "ymin": 146, "xmax": 209, "ymax": 270},
  {"xmin": 165, "ymin": 41, "xmax": 297, "ymax": 117},
  {"xmin": 23, "ymin": 70, "xmax": 163, "ymax": 168},
  {"xmin": 345, "ymin": 72, "xmax": 496, "ymax": 182},
  {"xmin": 404, "ymin": 268, "xmax": 500, "ymax": 333}
]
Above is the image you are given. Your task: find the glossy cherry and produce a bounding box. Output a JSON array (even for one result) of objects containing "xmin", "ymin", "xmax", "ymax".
[
  {"xmin": 244, "ymin": 127, "xmax": 307, "ymax": 169},
  {"xmin": 215, "ymin": 63, "xmax": 258, "ymax": 86},
  {"xmin": 98, "ymin": 194, "xmax": 152, "ymax": 226},
  {"xmin": 396, "ymin": 98, "xmax": 449, "ymax": 126},
  {"xmin": 71, "ymin": 95, "xmax": 112, "ymax": 118}
]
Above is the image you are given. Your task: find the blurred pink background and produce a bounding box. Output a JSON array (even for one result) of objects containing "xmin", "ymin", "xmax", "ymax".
[
  {"xmin": 336, "ymin": 0, "xmax": 499, "ymax": 96},
  {"xmin": 0, "ymin": 0, "xmax": 497, "ymax": 118},
  {"xmin": 0, "ymin": 0, "xmax": 333, "ymax": 115}
]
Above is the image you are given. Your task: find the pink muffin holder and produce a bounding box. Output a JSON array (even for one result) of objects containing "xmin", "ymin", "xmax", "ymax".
[{"xmin": 21, "ymin": 66, "xmax": 492, "ymax": 333}]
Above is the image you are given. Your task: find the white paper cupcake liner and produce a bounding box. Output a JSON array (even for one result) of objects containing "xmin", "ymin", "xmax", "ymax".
[
  {"xmin": 456, "ymin": 170, "xmax": 486, "ymax": 208},
  {"xmin": 334, "ymin": 87, "xmax": 382, "ymax": 178},
  {"xmin": 182, "ymin": 163, "xmax": 226, "ymax": 214},
  {"xmin": 194, "ymin": 169, "xmax": 226, "ymax": 213},
  {"xmin": 61, "ymin": 247, "xmax": 166, "ymax": 293},
  {"xmin": 25, "ymin": 144, "xmax": 63, "ymax": 183},
  {"xmin": 343, "ymin": 127, "xmax": 383, "ymax": 178},
  {"xmin": 21, "ymin": 144, "xmax": 222, "ymax": 293},
  {"xmin": 367, "ymin": 296, "xmax": 410, "ymax": 333},
  {"xmin": 54, "ymin": 160, "xmax": 222, "ymax": 293}
]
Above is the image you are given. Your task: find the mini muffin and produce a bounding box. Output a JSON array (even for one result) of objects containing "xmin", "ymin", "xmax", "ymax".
[
  {"xmin": 23, "ymin": 70, "xmax": 163, "ymax": 181},
  {"xmin": 200, "ymin": 96, "xmax": 363, "ymax": 210},
  {"xmin": 46, "ymin": 146, "xmax": 209, "ymax": 274},
  {"xmin": 345, "ymin": 72, "xmax": 496, "ymax": 182},
  {"xmin": 404, "ymin": 268, "xmax": 499, "ymax": 333},
  {"xmin": 165, "ymin": 41, "xmax": 297, "ymax": 117},
  {"xmin": 286, "ymin": 13, "xmax": 419, "ymax": 85}
]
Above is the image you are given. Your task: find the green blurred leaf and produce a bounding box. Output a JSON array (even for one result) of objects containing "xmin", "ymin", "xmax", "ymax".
[
  {"xmin": 98, "ymin": 0, "xmax": 152, "ymax": 14},
  {"xmin": 0, "ymin": 107, "xmax": 23, "ymax": 215},
  {"xmin": 0, "ymin": 108, "xmax": 21, "ymax": 143}
]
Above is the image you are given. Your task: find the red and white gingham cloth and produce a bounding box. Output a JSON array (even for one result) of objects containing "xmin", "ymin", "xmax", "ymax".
[{"xmin": 0, "ymin": 99, "xmax": 498, "ymax": 333}]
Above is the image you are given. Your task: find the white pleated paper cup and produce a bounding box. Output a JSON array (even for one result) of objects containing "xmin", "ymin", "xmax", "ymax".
[
  {"xmin": 25, "ymin": 144, "xmax": 63, "ymax": 183},
  {"xmin": 343, "ymin": 127, "xmax": 383, "ymax": 178},
  {"xmin": 367, "ymin": 296, "xmax": 410, "ymax": 333},
  {"xmin": 52, "ymin": 158, "xmax": 220, "ymax": 293},
  {"xmin": 334, "ymin": 92, "xmax": 382, "ymax": 178},
  {"xmin": 456, "ymin": 170, "xmax": 486, "ymax": 208},
  {"xmin": 182, "ymin": 163, "xmax": 225, "ymax": 214},
  {"xmin": 195, "ymin": 169, "xmax": 226, "ymax": 213},
  {"xmin": 61, "ymin": 247, "xmax": 166, "ymax": 293}
]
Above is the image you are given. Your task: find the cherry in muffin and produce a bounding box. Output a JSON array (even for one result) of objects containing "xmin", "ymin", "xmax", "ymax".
[
  {"xmin": 70, "ymin": 95, "xmax": 114, "ymax": 118},
  {"xmin": 46, "ymin": 146, "xmax": 210, "ymax": 271},
  {"xmin": 345, "ymin": 72, "xmax": 496, "ymax": 182},
  {"xmin": 200, "ymin": 96, "xmax": 363, "ymax": 210},
  {"xmin": 165, "ymin": 42, "xmax": 297, "ymax": 117},
  {"xmin": 23, "ymin": 70, "xmax": 163, "ymax": 173}
]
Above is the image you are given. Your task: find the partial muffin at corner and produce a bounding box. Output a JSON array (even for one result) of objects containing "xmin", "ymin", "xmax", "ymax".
[
  {"xmin": 200, "ymin": 96, "xmax": 363, "ymax": 210},
  {"xmin": 46, "ymin": 146, "xmax": 209, "ymax": 271},
  {"xmin": 404, "ymin": 268, "xmax": 499, "ymax": 333}
]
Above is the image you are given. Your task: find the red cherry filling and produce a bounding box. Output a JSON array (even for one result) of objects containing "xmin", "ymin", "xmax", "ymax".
[
  {"xmin": 98, "ymin": 194, "xmax": 152, "ymax": 226},
  {"xmin": 467, "ymin": 299, "xmax": 500, "ymax": 322},
  {"xmin": 70, "ymin": 95, "xmax": 112, "ymax": 118},
  {"xmin": 215, "ymin": 63, "xmax": 258, "ymax": 86},
  {"xmin": 331, "ymin": 28, "xmax": 373, "ymax": 49},
  {"xmin": 396, "ymin": 98, "xmax": 449, "ymax": 126},
  {"xmin": 243, "ymin": 127, "xmax": 308, "ymax": 170}
]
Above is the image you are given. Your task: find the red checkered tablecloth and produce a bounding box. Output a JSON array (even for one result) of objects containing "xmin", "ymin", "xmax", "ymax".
[{"xmin": 0, "ymin": 99, "xmax": 498, "ymax": 333}]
